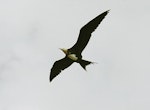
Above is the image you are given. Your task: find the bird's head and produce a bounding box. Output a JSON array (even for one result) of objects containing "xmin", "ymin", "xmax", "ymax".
[{"xmin": 59, "ymin": 48, "xmax": 68, "ymax": 55}]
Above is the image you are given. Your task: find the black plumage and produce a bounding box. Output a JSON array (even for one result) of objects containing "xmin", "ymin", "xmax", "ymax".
[
  {"xmin": 69, "ymin": 10, "xmax": 109, "ymax": 54},
  {"xmin": 50, "ymin": 57, "xmax": 73, "ymax": 81},
  {"xmin": 50, "ymin": 10, "xmax": 109, "ymax": 82}
]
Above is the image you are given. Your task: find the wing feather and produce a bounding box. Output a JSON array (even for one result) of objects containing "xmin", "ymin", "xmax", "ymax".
[
  {"xmin": 50, "ymin": 57, "xmax": 73, "ymax": 82},
  {"xmin": 70, "ymin": 10, "xmax": 109, "ymax": 53}
]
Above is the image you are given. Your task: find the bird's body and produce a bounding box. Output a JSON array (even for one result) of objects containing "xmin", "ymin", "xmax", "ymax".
[
  {"xmin": 50, "ymin": 10, "xmax": 109, "ymax": 82},
  {"xmin": 68, "ymin": 54, "xmax": 78, "ymax": 61}
]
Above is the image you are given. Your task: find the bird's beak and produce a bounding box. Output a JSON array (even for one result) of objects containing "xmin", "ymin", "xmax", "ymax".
[{"xmin": 59, "ymin": 48, "xmax": 67, "ymax": 54}]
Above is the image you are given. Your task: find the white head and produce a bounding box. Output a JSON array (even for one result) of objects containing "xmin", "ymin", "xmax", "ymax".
[{"xmin": 59, "ymin": 48, "xmax": 68, "ymax": 55}]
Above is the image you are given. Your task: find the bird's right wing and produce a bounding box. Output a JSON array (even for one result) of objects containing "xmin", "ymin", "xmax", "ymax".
[
  {"xmin": 50, "ymin": 57, "xmax": 74, "ymax": 82},
  {"xmin": 70, "ymin": 10, "xmax": 109, "ymax": 54}
]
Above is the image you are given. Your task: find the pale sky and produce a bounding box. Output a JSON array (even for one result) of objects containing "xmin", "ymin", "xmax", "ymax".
[{"xmin": 0, "ymin": 0, "xmax": 150, "ymax": 110}]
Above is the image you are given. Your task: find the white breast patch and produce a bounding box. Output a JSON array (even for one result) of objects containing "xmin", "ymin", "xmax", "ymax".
[{"xmin": 68, "ymin": 54, "xmax": 78, "ymax": 61}]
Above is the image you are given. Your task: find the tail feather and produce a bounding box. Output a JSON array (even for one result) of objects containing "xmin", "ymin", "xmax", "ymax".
[{"xmin": 79, "ymin": 59, "xmax": 92, "ymax": 70}]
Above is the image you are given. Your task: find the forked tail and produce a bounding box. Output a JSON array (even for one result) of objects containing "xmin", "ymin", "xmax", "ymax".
[{"xmin": 79, "ymin": 59, "xmax": 93, "ymax": 70}]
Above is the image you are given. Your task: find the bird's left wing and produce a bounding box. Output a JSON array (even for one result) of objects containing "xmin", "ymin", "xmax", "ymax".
[
  {"xmin": 70, "ymin": 10, "xmax": 109, "ymax": 54},
  {"xmin": 50, "ymin": 57, "xmax": 74, "ymax": 82}
]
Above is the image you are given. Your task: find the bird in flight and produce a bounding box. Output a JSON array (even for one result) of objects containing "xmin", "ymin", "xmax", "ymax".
[{"xmin": 50, "ymin": 10, "xmax": 109, "ymax": 82}]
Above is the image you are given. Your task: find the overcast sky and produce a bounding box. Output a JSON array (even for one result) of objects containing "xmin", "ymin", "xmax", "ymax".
[{"xmin": 0, "ymin": 0, "xmax": 150, "ymax": 110}]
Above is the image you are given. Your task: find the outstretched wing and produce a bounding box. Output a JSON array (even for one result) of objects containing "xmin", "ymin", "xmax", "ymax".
[
  {"xmin": 70, "ymin": 10, "xmax": 109, "ymax": 54},
  {"xmin": 50, "ymin": 57, "xmax": 74, "ymax": 82}
]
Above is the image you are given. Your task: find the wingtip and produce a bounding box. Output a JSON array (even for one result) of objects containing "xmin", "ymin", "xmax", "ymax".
[
  {"xmin": 49, "ymin": 75, "xmax": 54, "ymax": 82},
  {"xmin": 49, "ymin": 78, "xmax": 52, "ymax": 82},
  {"xmin": 102, "ymin": 10, "xmax": 110, "ymax": 16},
  {"xmin": 106, "ymin": 10, "xmax": 110, "ymax": 13}
]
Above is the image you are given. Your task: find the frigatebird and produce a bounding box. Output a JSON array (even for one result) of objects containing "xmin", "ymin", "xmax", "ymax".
[{"xmin": 50, "ymin": 10, "xmax": 109, "ymax": 82}]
